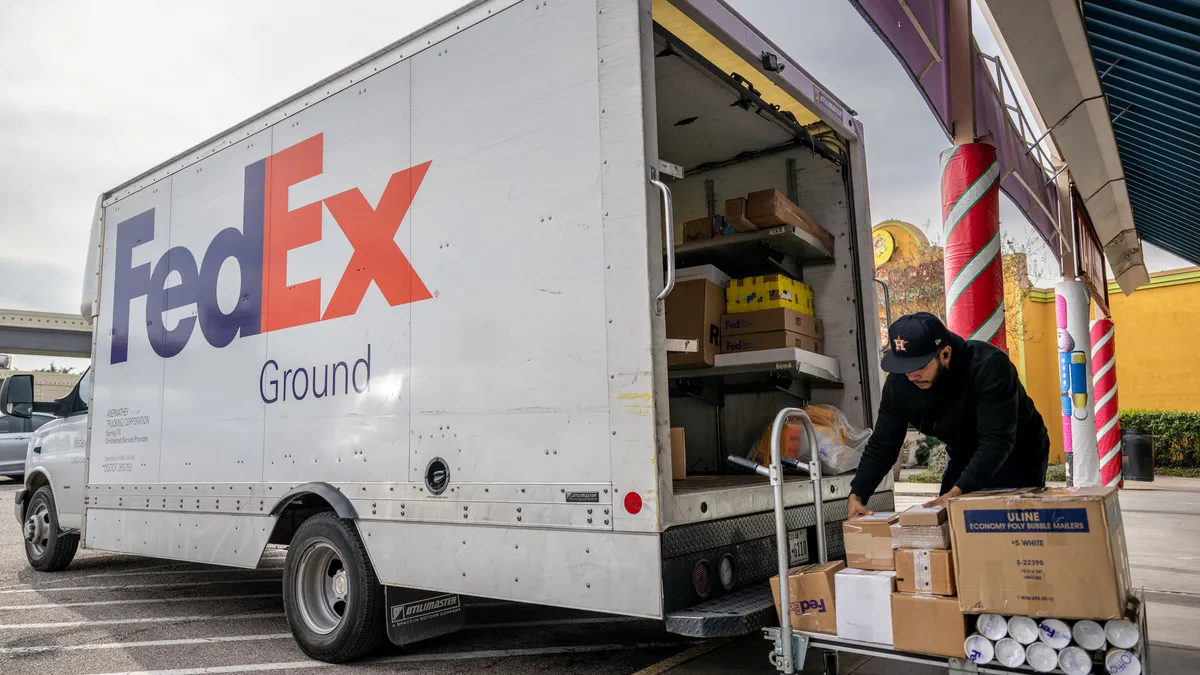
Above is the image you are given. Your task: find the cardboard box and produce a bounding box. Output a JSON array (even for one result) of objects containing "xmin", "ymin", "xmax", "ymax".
[
  {"xmin": 665, "ymin": 279, "xmax": 725, "ymax": 368},
  {"xmin": 723, "ymin": 197, "xmax": 759, "ymax": 232},
  {"xmin": 681, "ymin": 217, "xmax": 713, "ymax": 244},
  {"xmin": 769, "ymin": 561, "xmax": 844, "ymax": 635},
  {"xmin": 843, "ymin": 513, "xmax": 899, "ymax": 570},
  {"xmin": 670, "ymin": 428, "xmax": 686, "ymax": 480},
  {"xmin": 676, "ymin": 264, "xmax": 731, "ymax": 288},
  {"xmin": 835, "ymin": 569, "xmax": 896, "ymax": 645},
  {"xmin": 722, "ymin": 330, "xmax": 823, "ymax": 355},
  {"xmin": 891, "ymin": 593, "xmax": 967, "ymax": 658},
  {"xmin": 899, "ymin": 505, "xmax": 947, "ymax": 527},
  {"xmin": 949, "ymin": 487, "xmax": 1132, "ymax": 619},
  {"xmin": 726, "ymin": 275, "xmax": 815, "ymax": 315},
  {"xmin": 720, "ymin": 308, "xmax": 823, "ymax": 340},
  {"xmin": 890, "ymin": 522, "xmax": 951, "ymax": 549},
  {"xmin": 744, "ymin": 189, "xmax": 836, "ymax": 251},
  {"xmin": 895, "ymin": 548, "xmax": 956, "ymax": 596}
]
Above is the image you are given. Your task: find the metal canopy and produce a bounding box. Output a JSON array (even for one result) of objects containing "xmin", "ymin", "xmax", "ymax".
[{"xmin": 1083, "ymin": 0, "xmax": 1200, "ymax": 266}]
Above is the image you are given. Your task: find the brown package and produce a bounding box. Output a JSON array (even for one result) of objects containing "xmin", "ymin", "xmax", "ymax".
[
  {"xmin": 744, "ymin": 189, "xmax": 836, "ymax": 251},
  {"xmin": 899, "ymin": 505, "xmax": 947, "ymax": 527},
  {"xmin": 769, "ymin": 561, "xmax": 844, "ymax": 635},
  {"xmin": 949, "ymin": 487, "xmax": 1132, "ymax": 619},
  {"xmin": 722, "ymin": 330, "xmax": 822, "ymax": 355},
  {"xmin": 665, "ymin": 280, "xmax": 725, "ymax": 368},
  {"xmin": 670, "ymin": 428, "xmax": 686, "ymax": 480},
  {"xmin": 895, "ymin": 548, "xmax": 956, "ymax": 596},
  {"xmin": 890, "ymin": 593, "xmax": 968, "ymax": 658},
  {"xmin": 843, "ymin": 513, "xmax": 900, "ymax": 570},
  {"xmin": 723, "ymin": 198, "xmax": 759, "ymax": 232},
  {"xmin": 720, "ymin": 308, "xmax": 823, "ymax": 340},
  {"xmin": 681, "ymin": 218, "xmax": 713, "ymax": 244}
]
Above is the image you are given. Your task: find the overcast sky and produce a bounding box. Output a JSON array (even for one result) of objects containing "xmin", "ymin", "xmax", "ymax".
[{"xmin": 0, "ymin": 0, "xmax": 1188, "ymax": 371}]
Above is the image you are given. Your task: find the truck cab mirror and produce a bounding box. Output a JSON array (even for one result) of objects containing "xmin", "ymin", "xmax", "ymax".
[{"xmin": 0, "ymin": 374, "xmax": 35, "ymax": 418}]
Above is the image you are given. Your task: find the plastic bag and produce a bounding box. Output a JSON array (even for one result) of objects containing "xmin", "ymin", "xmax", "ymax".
[{"xmin": 745, "ymin": 404, "xmax": 870, "ymax": 475}]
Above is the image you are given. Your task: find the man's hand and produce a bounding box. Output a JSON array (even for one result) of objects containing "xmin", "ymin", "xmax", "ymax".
[
  {"xmin": 923, "ymin": 486, "xmax": 964, "ymax": 509},
  {"xmin": 847, "ymin": 494, "xmax": 873, "ymax": 519}
]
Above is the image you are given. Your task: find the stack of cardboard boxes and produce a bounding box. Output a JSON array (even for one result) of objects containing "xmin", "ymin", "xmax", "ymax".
[
  {"xmin": 835, "ymin": 512, "xmax": 899, "ymax": 644},
  {"xmin": 768, "ymin": 487, "xmax": 1140, "ymax": 668},
  {"xmin": 890, "ymin": 506, "xmax": 969, "ymax": 658},
  {"xmin": 677, "ymin": 189, "xmax": 834, "ymax": 251},
  {"xmin": 665, "ymin": 187, "xmax": 833, "ymax": 367}
]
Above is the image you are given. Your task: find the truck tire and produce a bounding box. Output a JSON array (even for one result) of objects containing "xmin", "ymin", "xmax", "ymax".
[
  {"xmin": 283, "ymin": 513, "xmax": 386, "ymax": 662},
  {"xmin": 24, "ymin": 486, "xmax": 79, "ymax": 572}
]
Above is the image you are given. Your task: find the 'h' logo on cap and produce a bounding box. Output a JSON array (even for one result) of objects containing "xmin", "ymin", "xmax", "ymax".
[{"xmin": 893, "ymin": 337, "xmax": 907, "ymax": 352}]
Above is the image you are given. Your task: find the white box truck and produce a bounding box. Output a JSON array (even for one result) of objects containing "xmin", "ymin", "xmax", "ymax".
[{"xmin": 5, "ymin": 0, "xmax": 891, "ymax": 662}]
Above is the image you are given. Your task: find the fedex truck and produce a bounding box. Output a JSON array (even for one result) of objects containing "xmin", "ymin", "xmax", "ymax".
[{"xmin": 6, "ymin": 0, "xmax": 891, "ymax": 663}]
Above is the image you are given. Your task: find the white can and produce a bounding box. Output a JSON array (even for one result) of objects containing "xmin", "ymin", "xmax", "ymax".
[
  {"xmin": 976, "ymin": 614, "xmax": 1008, "ymax": 641},
  {"xmin": 1039, "ymin": 618, "xmax": 1072, "ymax": 649},
  {"xmin": 1026, "ymin": 642, "xmax": 1059, "ymax": 673},
  {"xmin": 1074, "ymin": 619, "xmax": 1108, "ymax": 651},
  {"xmin": 994, "ymin": 637, "xmax": 1026, "ymax": 667},
  {"xmin": 965, "ymin": 634, "xmax": 995, "ymax": 665},
  {"xmin": 1105, "ymin": 648, "xmax": 1142, "ymax": 675},
  {"xmin": 1059, "ymin": 645, "xmax": 1094, "ymax": 675},
  {"xmin": 1008, "ymin": 616, "xmax": 1040, "ymax": 645},
  {"xmin": 1105, "ymin": 619, "xmax": 1140, "ymax": 650}
]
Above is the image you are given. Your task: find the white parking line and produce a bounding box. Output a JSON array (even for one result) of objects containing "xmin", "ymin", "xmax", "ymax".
[
  {"xmin": 90, "ymin": 642, "xmax": 687, "ymax": 675},
  {"xmin": 464, "ymin": 617, "xmax": 638, "ymax": 629},
  {"xmin": 0, "ymin": 632, "xmax": 294, "ymax": 656},
  {"xmin": 0, "ymin": 612, "xmax": 285, "ymax": 630},
  {"xmin": 0, "ymin": 578, "xmax": 280, "ymax": 594},
  {"xmin": 75, "ymin": 567, "xmax": 282, "ymax": 580},
  {"xmin": 0, "ymin": 592, "xmax": 280, "ymax": 611}
]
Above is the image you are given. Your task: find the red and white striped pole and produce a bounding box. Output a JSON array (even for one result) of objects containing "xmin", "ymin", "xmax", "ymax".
[
  {"xmin": 941, "ymin": 143, "xmax": 1005, "ymax": 349},
  {"xmin": 1091, "ymin": 318, "xmax": 1123, "ymax": 487}
]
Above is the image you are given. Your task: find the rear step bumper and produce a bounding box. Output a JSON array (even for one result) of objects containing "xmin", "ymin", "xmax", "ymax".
[{"xmin": 665, "ymin": 583, "xmax": 777, "ymax": 638}]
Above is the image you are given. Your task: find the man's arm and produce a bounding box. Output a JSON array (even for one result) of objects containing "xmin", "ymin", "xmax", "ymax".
[
  {"xmin": 956, "ymin": 354, "xmax": 1020, "ymax": 494},
  {"xmin": 849, "ymin": 380, "xmax": 908, "ymax": 502}
]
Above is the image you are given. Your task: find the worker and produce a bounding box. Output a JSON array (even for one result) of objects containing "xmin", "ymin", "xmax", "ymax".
[{"xmin": 848, "ymin": 312, "xmax": 1050, "ymax": 517}]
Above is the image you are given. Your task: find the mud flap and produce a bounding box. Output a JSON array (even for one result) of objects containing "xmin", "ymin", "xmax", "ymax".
[{"xmin": 384, "ymin": 586, "xmax": 465, "ymax": 646}]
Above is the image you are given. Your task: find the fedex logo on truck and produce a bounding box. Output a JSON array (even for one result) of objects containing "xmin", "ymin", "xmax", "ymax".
[{"xmin": 110, "ymin": 133, "xmax": 432, "ymax": 365}]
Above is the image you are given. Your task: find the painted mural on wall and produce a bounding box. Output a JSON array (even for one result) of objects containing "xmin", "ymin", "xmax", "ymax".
[{"xmin": 1056, "ymin": 280, "xmax": 1099, "ymax": 486}]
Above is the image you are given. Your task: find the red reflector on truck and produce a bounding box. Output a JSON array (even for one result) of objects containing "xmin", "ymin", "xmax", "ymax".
[{"xmin": 623, "ymin": 492, "xmax": 642, "ymax": 515}]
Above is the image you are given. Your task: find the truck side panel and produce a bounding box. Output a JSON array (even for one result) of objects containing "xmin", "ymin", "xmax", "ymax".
[
  {"xmin": 87, "ymin": 0, "xmax": 666, "ymax": 616},
  {"xmin": 162, "ymin": 131, "xmax": 272, "ymax": 485}
]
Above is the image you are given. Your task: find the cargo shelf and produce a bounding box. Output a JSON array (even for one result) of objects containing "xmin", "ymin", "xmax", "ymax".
[
  {"xmin": 669, "ymin": 347, "xmax": 842, "ymax": 398},
  {"xmin": 671, "ymin": 224, "xmax": 834, "ymax": 279}
]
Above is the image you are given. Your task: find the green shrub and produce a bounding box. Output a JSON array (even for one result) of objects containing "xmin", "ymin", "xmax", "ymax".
[
  {"xmin": 1119, "ymin": 410, "xmax": 1200, "ymax": 469},
  {"xmin": 928, "ymin": 442, "xmax": 948, "ymax": 473},
  {"xmin": 914, "ymin": 435, "xmax": 944, "ymax": 468},
  {"xmin": 1045, "ymin": 463, "xmax": 1066, "ymax": 482},
  {"xmin": 904, "ymin": 470, "xmax": 943, "ymax": 484}
]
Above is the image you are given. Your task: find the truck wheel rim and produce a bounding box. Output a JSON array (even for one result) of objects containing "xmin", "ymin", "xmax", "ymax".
[
  {"xmin": 25, "ymin": 503, "xmax": 50, "ymax": 557},
  {"xmin": 295, "ymin": 539, "xmax": 348, "ymax": 635}
]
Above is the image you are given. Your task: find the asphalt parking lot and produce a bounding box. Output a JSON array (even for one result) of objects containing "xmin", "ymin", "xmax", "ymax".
[{"xmin": 2, "ymin": 479, "xmax": 1197, "ymax": 675}]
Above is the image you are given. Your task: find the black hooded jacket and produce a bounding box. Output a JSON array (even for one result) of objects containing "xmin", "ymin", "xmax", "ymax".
[{"xmin": 850, "ymin": 333, "xmax": 1050, "ymax": 500}]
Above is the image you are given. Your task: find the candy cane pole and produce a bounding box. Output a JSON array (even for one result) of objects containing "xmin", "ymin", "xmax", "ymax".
[{"xmin": 1091, "ymin": 318, "xmax": 1123, "ymax": 487}]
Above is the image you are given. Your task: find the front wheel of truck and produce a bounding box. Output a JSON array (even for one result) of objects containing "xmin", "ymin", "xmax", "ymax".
[
  {"xmin": 283, "ymin": 513, "xmax": 386, "ymax": 663},
  {"xmin": 24, "ymin": 486, "xmax": 79, "ymax": 572}
]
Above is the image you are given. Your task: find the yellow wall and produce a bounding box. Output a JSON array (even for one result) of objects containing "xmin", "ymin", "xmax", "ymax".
[
  {"xmin": 1019, "ymin": 290, "xmax": 1064, "ymax": 463},
  {"xmin": 1020, "ymin": 268, "xmax": 1200, "ymax": 464}
]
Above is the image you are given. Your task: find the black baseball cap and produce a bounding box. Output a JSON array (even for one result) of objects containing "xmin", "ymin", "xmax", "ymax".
[{"xmin": 881, "ymin": 312, "xmax": 950, "ymax": 374}]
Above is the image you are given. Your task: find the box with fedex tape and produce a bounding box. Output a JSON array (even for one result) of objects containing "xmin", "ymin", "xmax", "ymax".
[
  {"xmin": 769, "ymin": 561, "xmax": 844, "ymax": 634},
  {"xmin": 949, "ymin": 487, "xmax": 1132, "ymax": 619}
]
